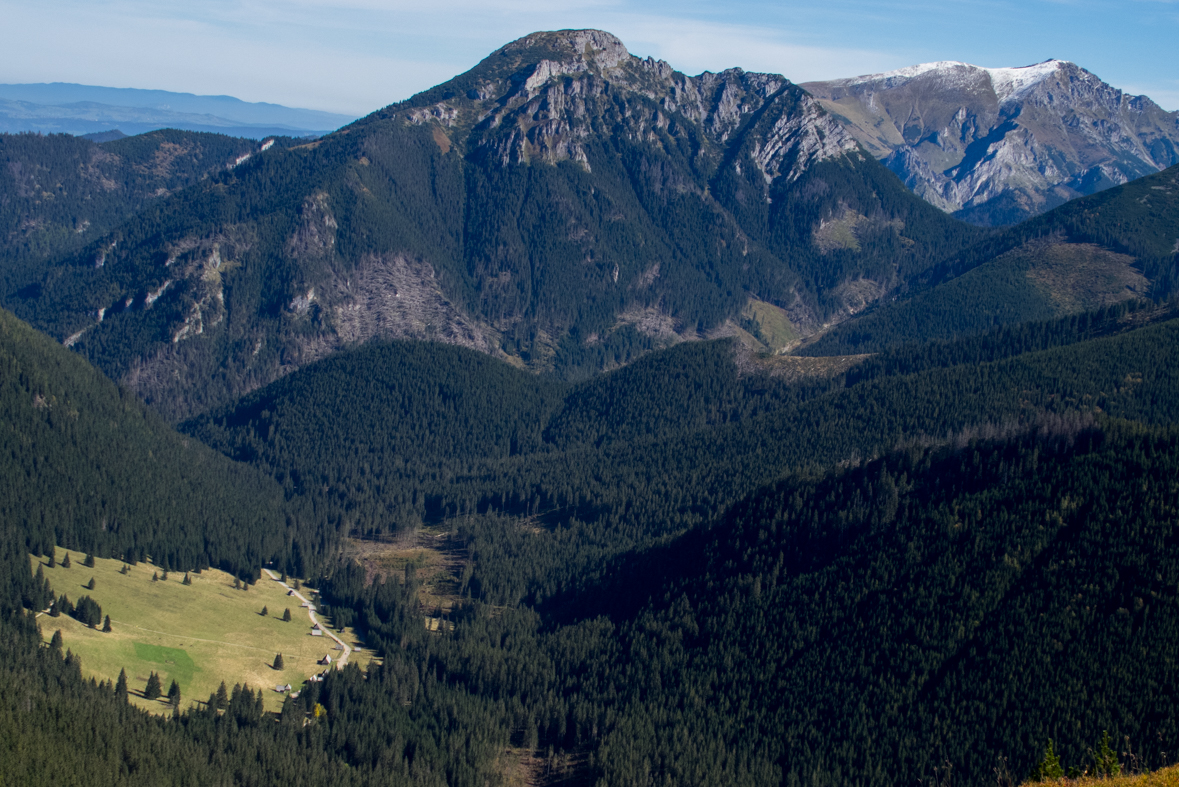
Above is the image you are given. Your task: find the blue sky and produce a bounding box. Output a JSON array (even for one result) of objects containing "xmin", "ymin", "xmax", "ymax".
[{"xmin": 1, "ymin": 0, "xmax": 1175, "ymax": 115}]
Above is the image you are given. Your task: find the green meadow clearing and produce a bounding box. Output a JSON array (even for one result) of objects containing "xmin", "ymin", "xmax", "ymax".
[{"xmin": 32, "ymin": 549, "xmax": 373, "ymax": 714}]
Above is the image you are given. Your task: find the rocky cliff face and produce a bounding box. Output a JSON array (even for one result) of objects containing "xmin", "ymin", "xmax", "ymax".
[
  {"xmin": 803, "ymin": 61, "xmax": 1179, "ymax": 225},
  {"xmin": 391, "ymin": 30, "xmax": 859, "ymax": 185}
]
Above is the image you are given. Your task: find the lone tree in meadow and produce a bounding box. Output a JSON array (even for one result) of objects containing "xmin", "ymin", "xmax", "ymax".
[
  {"xmin": 47, "ymin": 551, "xmax": 56, "ymax": 568},
  {"xmin": 144, "ymin": 672, "xmax": 162, "ymax": 701},
  {"xmin": 49, "ymin": 630, "xmax": 63, "ymax": 651},
  {"xmin": 273, "ymin": 653, "xmax": 285, "ymax": 670},
  {"xmin": 282, "ymin": 608, "xmax": 292, "ymax": 622},
  {"xmin": 87, "ymin": 577, "xmax": 96, "ymax": 590},
  {"xmin": 152, "ymin": 572, "xmax": 159, "ymax": 582},
  {"xmin": 182, "ymin": 573, "xmax": 191, "ymax": 585},
  {"xmin": 62, "ymin": 553, "xmax": 71, "ymax": 568},
  {"xmin": 167, "ymin": 679, "xmax": 181, "ymax": 707},
  {"xmin": 83, "ymin": 553, "xmax": 95, "ymax": 568},
  {"xmin": 102, "ymin": 615, "xmax": 112, "ymax": 633},
  {"xmin": 261, "ymin": 606, "xmax": 268, "ymax": 616}
]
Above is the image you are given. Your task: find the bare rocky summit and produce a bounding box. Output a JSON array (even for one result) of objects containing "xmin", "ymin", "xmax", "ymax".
[
  {"xmin": 392, "ymin": 30, "xmax": 859, "ymax": 185},
  {"xmin": 803, "ymin": 61, "xmax": 1179, "ymax": 225}
]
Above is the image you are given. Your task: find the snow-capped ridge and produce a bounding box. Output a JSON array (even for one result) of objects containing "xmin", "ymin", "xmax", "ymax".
[
  {"xmin": 840, "ymin": 59, "xmax": 1070, "ymax": 102},
  {"xmin": 803, "ymin": 54, "xmax": 1179, "ymax": 227}
]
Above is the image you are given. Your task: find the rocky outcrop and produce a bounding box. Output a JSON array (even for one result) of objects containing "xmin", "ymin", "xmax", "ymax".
[
  {"xmin": 400, "ymin": 29, "xmax": 856, "ymax": 185},
  {"xmin": 803, "ymin": 61, "xmax": 1179, "ymax": 225},
  {"xmin": 327, "ymin": 253, "xmax": 493, "ymax": 352}
]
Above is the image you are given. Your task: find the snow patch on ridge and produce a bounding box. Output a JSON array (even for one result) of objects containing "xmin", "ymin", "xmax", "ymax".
[
  {"xmin": 845, "ymin": 61, "xmax": 970, "ymax": 86},
  {"xmin": 985, "ymin": 61, "xmax": 1064, "ymax": 101}
]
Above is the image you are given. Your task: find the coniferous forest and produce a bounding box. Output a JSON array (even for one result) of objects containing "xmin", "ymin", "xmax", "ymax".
[{"xmin": 3, "ymin": 28, "xmax": 1179, "ymax": 787}]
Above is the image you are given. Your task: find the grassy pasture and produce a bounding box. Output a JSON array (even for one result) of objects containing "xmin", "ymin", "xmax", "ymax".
[
  {"xmin": 32, "ymin": 548, "xmax": 372, "ymax": 714},
  {"xmin": 743, "ymin": 299, "xmax": 800, "ymax": 353}
]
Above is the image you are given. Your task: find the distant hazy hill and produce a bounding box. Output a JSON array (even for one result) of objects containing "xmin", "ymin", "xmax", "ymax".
[
  {"xmin": 0, "ymin": 82, "xmax": 356, "ymax": 138},
  {"xmin": 803, "ymin": 60, "xmax": 1179, "ymax": 225},
  {"xmin": 2, "ymin": 29, "xmax": 982, "ymax": 422}
]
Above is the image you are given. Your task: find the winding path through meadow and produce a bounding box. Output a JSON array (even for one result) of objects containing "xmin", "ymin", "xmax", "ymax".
[{"xmin": 262, "ymin": 568, "xmax": 351, "ymax": 669}]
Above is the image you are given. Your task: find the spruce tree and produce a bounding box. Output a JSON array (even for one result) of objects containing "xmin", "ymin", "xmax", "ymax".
[
  {"xmin": 144, "ymin": 671, "xmax": 162, "ymax": 700},
  {"xmin": 49, "ymin": 629, "xmax": 63, "ymax": 651},
  {"xmin": 62, "ymin": 553, "xmax": 71, "ymax": 568},
  {"xmin": 282, "ymin": 608, "xmax": 292, "ymax": 622},
  {"xmin": 215, "ymin": 681, "xmax": 229, "ymax": 710},
  {"xmin": 161, "ymin": 571, "xmax": 168, "ymax": 581},
  {"xmin": 261, "ymin": 606, "xmax": 268, "ymax": 616},
  {"xmin": 1093, "ymin": 730, "xmax": 1121, "ymax": 778},
  {"xmin": 119, "ymin": 564, "xmax": 129, "ymax": 575},
  {"xmin": 152, "ymin": 572, "xmax": 159, "ymax": 581},
  {"xmin": 83, "ymin": 553, "xmax": 95, "ymax": 568},
  {"xmin": 47, "ymin": 551, "xmax": 56, "ymax": 568},
  {"xmin": 116, "ymin": 668, "xmax": 128, "ymax": 701},
  {"xmin": 167, "ymin": 679, "xmax": 181, "ymax": 707},
  {"xmin": 182, "ymin": 572, "xmax": 191, "ymax": 585},
  {"xmin": 273, "ymin": 653, "xmax": 284, "ymax": 670},
  {"xmin": 1031, "ymin": 739, "xmax": 1065, "ymax": 781},
  {"xmin": 87, "ymin": 577, "xmax": 96, "ymax": 590},
  {"xmin": 102, "ymin": 615, "xmax": 112, "ymax": 632}
]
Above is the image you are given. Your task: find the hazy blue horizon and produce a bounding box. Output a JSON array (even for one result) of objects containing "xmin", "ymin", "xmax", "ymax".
[{"xmin": 1, "ymin": 1, "xmax": 1175, "ymax": 115}]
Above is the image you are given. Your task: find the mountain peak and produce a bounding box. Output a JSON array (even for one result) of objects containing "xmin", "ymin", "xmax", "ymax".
[
  {"xmin": 803, "ymin": 57, "xmax": 1179, "ymax": 226},
  {"xmin": 495, "ymin": 29, "xmax": 630, "ymax": 71}
]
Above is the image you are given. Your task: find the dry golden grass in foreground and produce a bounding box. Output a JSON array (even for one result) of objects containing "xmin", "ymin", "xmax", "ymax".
[{"xmin": 1023, "ymin": 764, "xmax": 1179, "ymax": 787}]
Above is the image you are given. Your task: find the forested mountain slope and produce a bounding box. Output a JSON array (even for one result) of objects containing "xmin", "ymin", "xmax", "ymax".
[
  {"xmin": 188, "ymin": 307, "xmax": 1179, "ymax": 604},
  {"xmin": 801, "ymin": 164, "xmax": 1179, "ymax": 355},
  {"xmin": 562, "ymin": 421, "xmax": 1179, "ymax": 785},
  {"xmin": 2, "ymin": 29, "xmax": 984, "ymax": 422},
  {"xmin": 0, "ymin": 130, "xmax": 265, "ymax": 273},
  {"xmin": 0, "ymin": 307, "xmax": 308, "ymax": 579}
]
